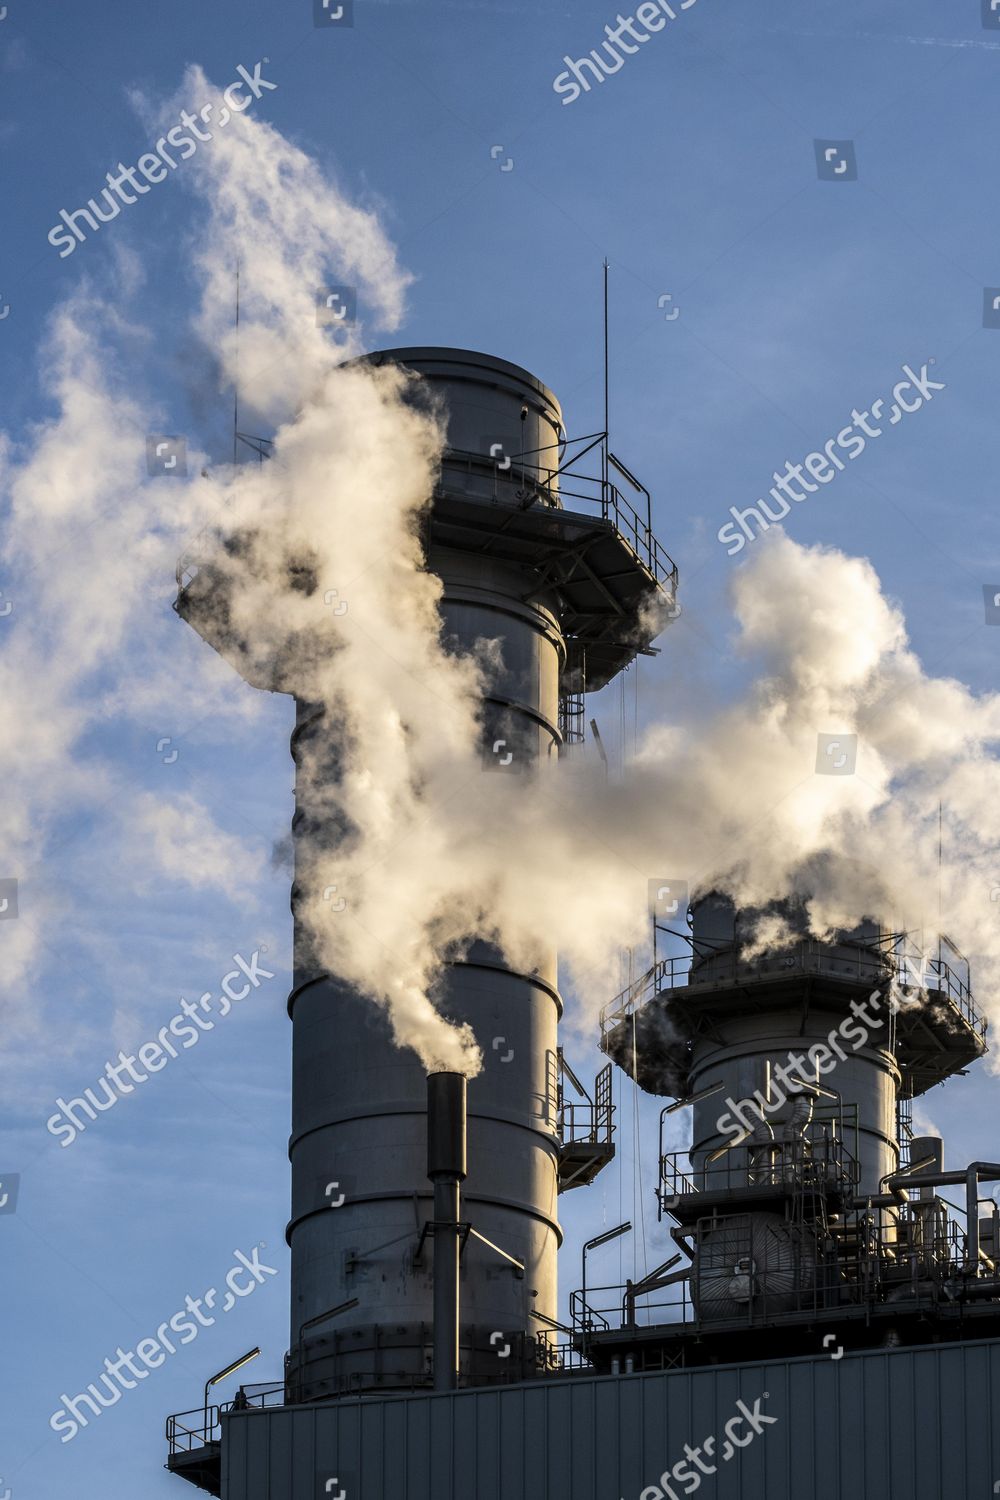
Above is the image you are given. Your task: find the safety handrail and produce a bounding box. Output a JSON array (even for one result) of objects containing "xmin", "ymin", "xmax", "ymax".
[
  {"xmin": 166, "ymin": 1383, "xmax": 285, "ymax": 1454},
  {"xmin": 600, "ymin": 942, "xmax": 986, "ymax": 1043},
  {"xmin": 436, "ymin": 445, "xmax": 678, "ymax": 594}
]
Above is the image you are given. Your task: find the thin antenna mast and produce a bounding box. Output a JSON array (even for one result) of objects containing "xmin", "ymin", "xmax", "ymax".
[
  {"xmin": 602, "ymin": 258, "xmax": 610, "ymax": 490},
  {"xmin": 938, "ymin": 799, "xmax": 943, "ymax": 965},
  {"xmin": 233, "ymin": 259, "xmax": 241, "ymax": 467}
]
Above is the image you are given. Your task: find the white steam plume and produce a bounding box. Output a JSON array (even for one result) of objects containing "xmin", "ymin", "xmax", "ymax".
[
  {"xmin": 0, "ymin": 68, "xmax": 410, "ymax": 1049},
  {"xmin": 5, "ymin": 65, "xmax": 1000, "ymax": 1085}
]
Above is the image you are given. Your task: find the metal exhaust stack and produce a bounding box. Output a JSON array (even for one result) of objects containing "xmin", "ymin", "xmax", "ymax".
[
  {"xmin": 599, "ymin": 891, "xmax": 991, "ymax": 1360},
  {"xmin": 427, "ymin": 1071, "xmax": 467, "ymax": 1392},
  {"xmin": 173, "ymin": 346, "xmax": 677, "ymax": 1400}
]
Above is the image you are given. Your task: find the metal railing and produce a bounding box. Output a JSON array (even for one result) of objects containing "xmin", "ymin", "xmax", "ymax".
[
  {"xmin": 885, "ymin": 938, "xmax": 984, "ymax": 1039},
  {"xmin": 570, "ymin": 1277, "xmax": 692, "ymax": 1342},
  {"xmin": 437, "ymin": 441, "xmax": 678, "ymax": 597},
  {"xmin": 166, "ymin": 1404, "xmax": 222, "ymax": 1455},
  {"xmin": 569, "ymin": 1287, "xmax": 612, "ymax": 1336},
  {"xmin": 600, "ymin": 956, "xmax": 673, "ymax": 1036},
  {"xmin": 166, "ymin": 1384, "xmax": 285, "ymax": 1455},
  {"xmin": 566, "ymin": 1201, "xmax": 981, "ymax": 1349},
  {"xmin": 600, "ymin": 939, "xmax": 986, "ymax": 1045},
  {"xmin": 558, "ymin": 1062, "xmax": 615, "ymax": 1149},
  {"xmin": 659, "ymin": 1136, "xmax": 859, "ymax": 1209}
]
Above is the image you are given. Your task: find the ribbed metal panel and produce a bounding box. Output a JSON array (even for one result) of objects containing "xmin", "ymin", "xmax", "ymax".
[{"xmin": 221, "ymin": 1337, "xmax": 1000, "ymax": 1499}]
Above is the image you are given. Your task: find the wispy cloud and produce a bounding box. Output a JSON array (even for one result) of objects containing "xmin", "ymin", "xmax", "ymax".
[{"xmin": 752, "ymin": 24, "xmax": 1000, "ymax": 52}]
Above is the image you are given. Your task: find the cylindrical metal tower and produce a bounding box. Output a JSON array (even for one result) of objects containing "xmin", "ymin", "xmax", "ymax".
[
  {"xmin": 285, "ymin": 352, "xmax": 566, "ymax": 1396},
  {"xmin": 685, "ymin": 894, "xmax": 899, "ymax": 1198},
  {"xmin": 176, "ymin": 346, "xmax": 677, "ymax": 1400},
  {"xmin": 601, "ymin": 889, "xmax": 987, "ymax": 1331}
]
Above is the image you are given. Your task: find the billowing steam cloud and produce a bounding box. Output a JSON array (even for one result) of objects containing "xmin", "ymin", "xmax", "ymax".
[
  {"xmin": 628, "ymin": 536, "xmax": 1000, "ymax": 971},
  {"xmin": 5, "ymin": 66, "xmax": 1000, "ymax": 1081},
  {"xmin": 0, "ymin": 66, "xmax": 413, "ymax": 1045}
]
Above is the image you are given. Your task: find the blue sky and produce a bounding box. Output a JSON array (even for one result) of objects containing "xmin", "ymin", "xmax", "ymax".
[{"xmin": 3, "ymin": 0, "xmax": 1000, "ymax": 1494}]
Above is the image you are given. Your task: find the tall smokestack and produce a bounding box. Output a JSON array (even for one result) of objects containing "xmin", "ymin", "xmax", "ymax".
[
  {"xmin": 603, "ymin": 892, "xmax": 988, "ymax": 1326},
  {"xmin": 175, "ymin": 345, "xmax": 675, "ymax": 1399}
]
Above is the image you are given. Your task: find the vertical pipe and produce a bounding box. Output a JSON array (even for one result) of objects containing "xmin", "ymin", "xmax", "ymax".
[
  {"xmin": 602, "ymin": 258, "xmax": 610, "ymax": 495},
  {"xmin": 963, "ymin": 1165, "xmax": 1000, "ymax": 1272},
  {"xmin": 433, "ymin": 1176, "xmax": 460, "ymax": 1392},
  {"xmin": 428, "ymin": 1072, "xmax": 467, "ymax": 1392},
  {"xmin": 968, "ymin": 1165, "xmax": 982, "ymax": 1274}
]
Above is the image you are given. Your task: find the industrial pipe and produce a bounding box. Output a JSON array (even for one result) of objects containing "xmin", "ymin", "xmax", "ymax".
[
  {"xmin": 851, "ymin": 1166, "xmax": 913, "ymax": 1211},
  {"xmin": 427, "ymin": 1072, "xmax": 467, "ymax": 1392},
  {"xmin": 965, "ymin": 1164, "xmax": 1000, "ymax": 1272},
  {"xmin": 878, "ymin": 1162, "xmax": 1000, "ymax": 1274}
]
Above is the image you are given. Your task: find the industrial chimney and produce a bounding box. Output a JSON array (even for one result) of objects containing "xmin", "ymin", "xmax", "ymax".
[
  {"xmin": 599, "ymin": 891, "xmax": 992, "ymax": 1362},
  {"xmin": 174, "ymin": 347, "xmax": 677, "ymax": 1402}
]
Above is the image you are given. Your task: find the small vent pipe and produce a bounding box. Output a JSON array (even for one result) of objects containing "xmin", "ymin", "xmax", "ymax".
[{"xmin": 427, "ymin": 1072, "xmax": 467, "ymax": 1392}]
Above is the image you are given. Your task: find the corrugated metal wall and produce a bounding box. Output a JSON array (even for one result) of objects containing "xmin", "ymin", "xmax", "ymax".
[{"xmin": 222, "ymin": 1337, "xmax": 1000, "ymax": 1499}]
